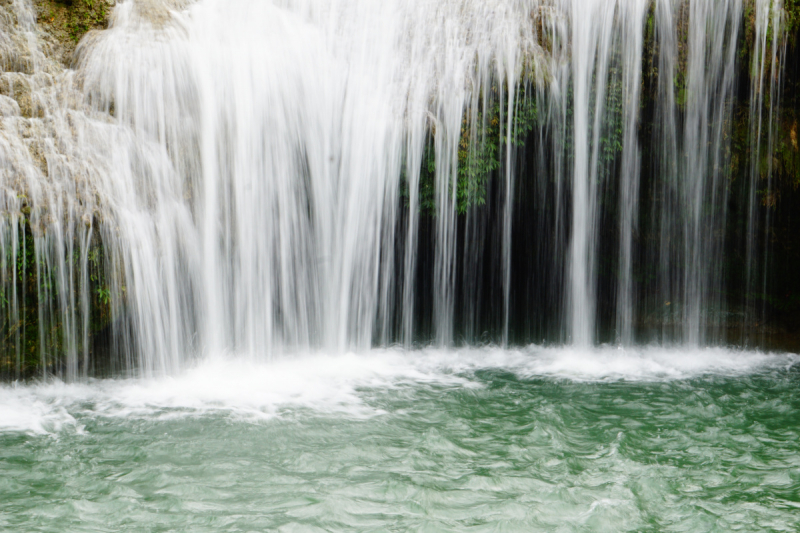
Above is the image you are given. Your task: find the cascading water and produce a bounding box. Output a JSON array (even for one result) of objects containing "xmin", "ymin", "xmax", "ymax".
[
  {"xmin": 2, "ymin": 2, "xmax": 800, "ymax": 529},
  {"xmin": 744, "ymin": 0, "xmax": 785, "ymax": 347},
  {"xmin": 0, "ymin": 0, "xmax": 793, "ymax": 378}
]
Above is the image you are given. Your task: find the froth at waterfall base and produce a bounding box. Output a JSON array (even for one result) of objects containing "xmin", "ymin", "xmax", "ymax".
[{"xmin": 1, "ymin": 347, "xmax": 799, "ymax": 532}]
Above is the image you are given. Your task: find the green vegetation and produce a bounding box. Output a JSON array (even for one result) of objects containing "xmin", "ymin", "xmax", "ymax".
[
  {"xmin": 0, "ymin": 216, "xmax": 114, "ymax": 379},
  {"xmin": 33, "ymin": 0, "xmax": 109, "ymax": 65},
  {"xmin": 51, "ymin": 0, "xmax": 107, "ymax": 41},
  {"xmin": 408, "ymin": 84, "xmax": 538, "ymax": 215},
  {"xmin": 782, "ymin": 0, "xmax": 800, "ymax": 45}
]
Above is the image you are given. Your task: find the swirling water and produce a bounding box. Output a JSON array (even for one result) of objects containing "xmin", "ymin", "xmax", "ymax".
[{"xmin": 2, "ymin": 347, "xmax": 799, "ymax": 532}]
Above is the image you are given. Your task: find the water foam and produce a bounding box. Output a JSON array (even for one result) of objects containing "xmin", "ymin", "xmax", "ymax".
[
  {"xmin": 0, "ymin": 383, "xmax": 83, "ymax": 434},
  {"xmin": 0, "ymin": 347, "xmax": 796, "ymax": 434}
]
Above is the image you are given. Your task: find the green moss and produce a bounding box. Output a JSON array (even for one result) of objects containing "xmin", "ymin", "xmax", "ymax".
[
  {"xmin": 0, "ymin": 217, "xmax": 114, "ymax": 379},
  {"xmin": 406, "ymin": 84, "xmax": 538, "ymax": 216},
  {"xmin": 783, "ymin": 0, "xmax": 800, "ymax": 45},
  {"xmin": 33, "ymin": 0, "xmax": 109, "ymax": 65}
]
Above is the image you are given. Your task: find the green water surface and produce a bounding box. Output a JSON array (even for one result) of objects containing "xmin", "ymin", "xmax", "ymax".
[{"xmin": 1, "ymin": 350, "xmax": 799, "ymax": 532}]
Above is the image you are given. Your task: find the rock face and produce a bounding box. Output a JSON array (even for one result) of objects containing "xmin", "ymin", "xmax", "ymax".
[
  {"xmin": 32, "ymin": 0, "xmax": 112, "ymax": 66},
  {"xmin": 0, "ymin": 0, "xmax": 115, "ymax": 379},
  {"xmin": 1, "ymin": 0, "xmax": 108, "ymax": 71}
]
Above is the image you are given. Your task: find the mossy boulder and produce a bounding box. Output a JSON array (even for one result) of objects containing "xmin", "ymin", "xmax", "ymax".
[{"xmin": 32, "ymin": 0, "xmax": 111, "ymax": 66}]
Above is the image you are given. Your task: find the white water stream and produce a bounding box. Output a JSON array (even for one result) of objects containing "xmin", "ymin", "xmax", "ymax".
[{"xmin": 0, "ymin": 0, "xmax": 790, "ymax": 378}]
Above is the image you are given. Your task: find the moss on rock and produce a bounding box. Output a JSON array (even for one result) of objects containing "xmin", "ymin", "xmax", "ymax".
[
  {"xmin": 32, "ymin": 0, "xmax": 111, "ymax": 66},
  {"xmin": 0, "ymin": 217, "xmax": 115, "ymax": 380}
]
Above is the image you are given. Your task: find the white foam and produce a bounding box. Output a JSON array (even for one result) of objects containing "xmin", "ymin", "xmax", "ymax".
[
  {"xmin": 0, "ymin": 346, "xmax": 796, "ymax": 434},
  {"xmin": 0, "ymin": 383, "xmax": 82, "ymax": 435},
  {"xmin": 390, "ymin": 345, "xmax": 799, "ymax": 382},
  {"xmin": 86, "ymin": 351, "xmax": 471, "ymax": 421},
  {"xmin": 510, "ymin": 345, "xmax": 798, "ymax": 382}
]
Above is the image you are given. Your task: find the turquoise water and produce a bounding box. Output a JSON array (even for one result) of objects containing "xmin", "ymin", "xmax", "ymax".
[{"xmin": 1, "ymin": 347, "xmax": 799, "ymax": 532}]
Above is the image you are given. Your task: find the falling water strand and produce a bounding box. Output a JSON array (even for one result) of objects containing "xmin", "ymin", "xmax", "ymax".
[
  {"xmin": 615, "ymin": 0, "xmax": 647, "ymax": 345},
  {"xmin": 79, "ymin": 0, "xmax": 536, "ymax": 368},
  {"xmin": 0, "ymin": 0, "xmax": 793, "ymax": 378},
  {"xmin": 745, "ymin": 0, "xmax": 785, "ymax": 345}
]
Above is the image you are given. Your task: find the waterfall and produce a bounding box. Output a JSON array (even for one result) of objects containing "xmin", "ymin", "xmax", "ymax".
[
  {"xmin": 0, "ymin": 0, "xmax": 792, "ymax": 379},
  {"xmin": 744, "ymin": 0, "xmax": 785, "ymax": 347}
]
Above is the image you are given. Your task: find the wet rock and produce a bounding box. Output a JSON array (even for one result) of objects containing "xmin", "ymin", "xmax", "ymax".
[{"xmin": 0, "ymin": 94, "xmax": 21, "ymax": 116}]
